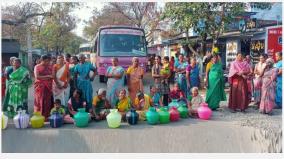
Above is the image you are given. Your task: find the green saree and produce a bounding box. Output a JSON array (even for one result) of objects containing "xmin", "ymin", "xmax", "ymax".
[
  {"xmin": 205, "ymin": 62, "xmax": 226, "ymax": 110},
  {"xmin": 7, "ymin": 66, "xmax": 32, "ymax": 112}
]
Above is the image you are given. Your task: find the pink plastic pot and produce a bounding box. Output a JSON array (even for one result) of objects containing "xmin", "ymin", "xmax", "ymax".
[{"xmin": 197, "ymin": 103, "xmax": 212, "ymax": 120}]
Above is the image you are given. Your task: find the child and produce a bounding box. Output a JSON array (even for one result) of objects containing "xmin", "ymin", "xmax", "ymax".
[
  {"xmin": 160, "ymin": 61, "xmax": 170, "ymax": 76},
  {"xmin": 188, "ymin": 87, "xmax": 204, "ymax": 118},
  {"xmin": 92, "ymin": 88, "xmax": 111, "ymax": 121},
  {"xmin": 115, "ymin": 89, "xmax": 131, "ymax": 121},
  {"xmin": 134, "ymin": 91, "xmax": 153, "ymax": 121},
  {"xmin": 51, "ymin": 99, "xmax": 74, "ymax": 124},
  {"xmin": 169, "ymin": 83, "xmax": 186, "ymax": 101},
  {"xmin": 149, "ymin": 85, "xmax": 163, "ymax": 107}
]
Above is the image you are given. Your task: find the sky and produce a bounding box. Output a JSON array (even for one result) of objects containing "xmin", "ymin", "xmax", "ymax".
[{"xmin": 71, "ymin": 1, "xmax": 105, "ymax": 37}]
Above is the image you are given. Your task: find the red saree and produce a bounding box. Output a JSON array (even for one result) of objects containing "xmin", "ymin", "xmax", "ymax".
[
  {"xmin": 34, "ymin": 64, "xmax": 53, "ymax": 120},
  {"xmin": 228, "ymin": 60, "xmax": 250, "ymax": 111}
]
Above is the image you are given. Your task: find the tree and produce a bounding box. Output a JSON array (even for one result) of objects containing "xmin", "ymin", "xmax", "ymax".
[
  {"xmin": 1, "ymin": 2, "xmax": 53, "ymax": 49},
  {"xmin": 2, "ymin": 2, "xmax": 82, "ymax": 54},
  {"xmin": 32, "ymin": 2, "xmax": 81, "ymax": 54},
  {"xmin": 83, "ymin": 5, "xmax": 133, "ymax": 40},
  {"xmin": 162, "ymin": 2, "xmax": 272, "ymax": 56},
  {"xmin": 109, "ymin": 2, "xmax": 161, "ymax": 41}
]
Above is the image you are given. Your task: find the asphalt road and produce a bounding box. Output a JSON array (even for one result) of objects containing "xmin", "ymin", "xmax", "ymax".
[{"xmin": 1, "ymin": 72, "xmax": 279, "ymax": 153}]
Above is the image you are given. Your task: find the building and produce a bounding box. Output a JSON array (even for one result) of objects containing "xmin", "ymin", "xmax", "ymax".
[
  {"xmin": 155, "ymin": 2, "xmax": 282, "ymax": 67},
  {"xmin": 2, "ymin": 38, "xmax": 20, "ymax": 67}
]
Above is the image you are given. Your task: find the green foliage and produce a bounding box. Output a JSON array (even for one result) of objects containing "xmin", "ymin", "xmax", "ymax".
[
  {"xmin": 32, "ymin": 2, "xmax": 81, "ymax": 53},
  {"xmin": 162, "ymin": 2, "xmax": 247, "ymax": 42}
]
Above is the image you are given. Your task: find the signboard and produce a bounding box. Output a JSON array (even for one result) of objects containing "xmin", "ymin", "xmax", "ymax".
[
  {"xmin": 226, "ymin": 40, "xmax": 238, "ymax": 67},
  {"xmin": 246, "ymin": 18, "xmax": 257, "ymax": 29},
  {"xmin": 250, "ymin": 39, "xmax": 265, "ymax": 64},
  {"xmin": 267, "ymin": 26, "xmax": 282, "ymax": 60},
  {"xmin": 257, "ymin": 20, "xmax": 278, "ymax": 28},
  {"xmin": 101, "ymin": 29, "xmax": 144, "ymax": 36}
]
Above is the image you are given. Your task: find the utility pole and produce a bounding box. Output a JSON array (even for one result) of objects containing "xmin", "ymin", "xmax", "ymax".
[{"xmin": 26, "ymin": 22, "xmax": 33, "ymax": 71}]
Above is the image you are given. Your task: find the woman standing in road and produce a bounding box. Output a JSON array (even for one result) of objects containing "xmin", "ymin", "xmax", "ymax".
[
  {"xmin": 228, "ymin": 53, "xmax": 251, "ymax": 112},
  {"xmin": 151, "ymin": 56, "xmax": 162, "ymax": 94},
  {"xmin": 106, "ymin": 57, "xmax": 125, "ymax": 108},
  {"xmin": 205, "ymin": 54, "xmax": 226, "ymax": 110},
  {"xmin": 34, "ymin": 55, "xmax": 53, "ymax": 120},
  {"xmin": 74, "ymin": 54, "xmax": 96, "ymax": 110},
  {"xmin": 126, "ymin": 57, "xmax": 144, "ymax": 103},
  {"xmin": 69, "ymin": 55, "xmax": 79, "ymax": 98},
  {"xmin": 52, "ymin": 54, "xmax": 70, "ymax": 107},
  {"xmin": 186, "ymin": 58, "xmax": 200, "ymax": 91},
  {"xmin": 253, "ymin": 54, "xmax": 267, "ymax": 108},
  {"xmin": 259, "ymin": 58, "xmax": 278, "ymax": 114},
  {"xmin": 274, "ymin": 52, "xmax": 282, "ymax": 109},
  {"xmin": 7, "ymin": 58, "xmax": 32, "ymax": 112},
  {"xmin": 174, "ymin": 54, "xmax": 188, "ymax": 97}
]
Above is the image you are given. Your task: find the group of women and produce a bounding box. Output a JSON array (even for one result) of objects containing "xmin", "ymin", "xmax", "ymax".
[
  {"xmin": 153, "ymin": 53, "xmax": 226, "ymax": 111},
  {"xmin": 152, "ymin": 51, "xmax": 282, "ymax": 115},
  {"xmin": 228, "ymin": 52, "xmax": 282, "ymax": 114},
  {"xmin": 2, "ymin": 51, "xmax": 282, "ymax": 122}
]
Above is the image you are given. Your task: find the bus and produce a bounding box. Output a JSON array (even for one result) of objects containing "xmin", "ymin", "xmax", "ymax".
[
  {"xmin": 79, "ymin": 43, "xmax": 92, "ymax": 61},
  {"xmin": 91, "ymin": 25, "xmax": 148, "ymax": 83}
]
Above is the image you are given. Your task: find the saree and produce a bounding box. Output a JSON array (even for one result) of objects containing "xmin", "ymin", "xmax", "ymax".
[
  {"xmin": 7, "ymin": 66, "xmax": 32, "ymax": 112},
  {"xmin": 228, "ymin": 60, "xmax": 250, "ymax": 111},
  {"xmin": 134, "ymin": 94, "xmax": 151, "ymax": 121},
  {"xmin": 116, "ymin": 97, "xmax": 131, "ymax": 112},
  {"xmin": 187, "ymin": 64, "xmax": 200, "ymax": 89},
  {"xmin": 274, "ymin": 61, "xmax": 282, "ymax": 108},
  {"xmin": 106, "ymin": 66, "xmax": 125, "ymax": 108},
  {"xmin": 34, "ymin": 64, "xmax": 53, "ymax": 120},
  {"xmin": 205, "ymin": 62, "xmax": 226, "ymax": 110},
  {"xmin": 74, "ymin": 62, "xmax": 95, "ymax": 109},
  {"xmin": 259, "ymin": 68, "xmax": 277, "ymax": 113},
  {"xmin": 152, "ymin": 64, "xmax": 162, "ymax": 93},
  {"xmin": 253, "ymin": 62, "xmax": 266, "ymax": 103},
  {"xmin": 126, "ymin": 66, "xmax": 144, "ymax": 103},
  {"xmin": 174, "ymin": 61, "xmax": 188, "ymax": 97},
  {"xmin": 69, "ymin": 64, "xmax": 77, "ymax": 97},
  {"xmin": 53, "ymin": 64, "xmax": 70, "ymax": 107},
  {"xmin": 2, "ymin": 75, "xmax": 5, "ymax": 98},
  {"xmin": 3, "ymin": 66, "xmax": 14, "ymax": 111}
]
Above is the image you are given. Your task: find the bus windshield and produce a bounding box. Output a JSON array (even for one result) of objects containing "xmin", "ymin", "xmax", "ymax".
[{"xmin": 99, "ymin": 32, "xmax": 147, "ymax": 57}]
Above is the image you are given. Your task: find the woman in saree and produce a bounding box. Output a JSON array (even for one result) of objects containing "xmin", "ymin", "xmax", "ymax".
[
  {"xmin": 74, "ymin": 54, "xmax": 96, "ymax": 110},
  {"xmin": 7, "ymin": 58, "xmax": 32, "ymax": 113},
  {"xmin": 205, "ymin": 54, "xmax": 226, "ymax": 110},
  {"xmin": 3, "ymin": 56, "xmax": 16, "ymax": 112},
  {"xmin": 151, "ymin": 56, "xmax": 162, "ymax": 94},
  {"xmin": 274, "ymin": 52, "xmax": 282, "ymax": 109},
  {"xmin": 253, "ymin": 54, "xmax": 267, "ymax": 108},
  {"xmin": 126, "ymin": 57, "xmax": 144, "ymax": 103},
  {"xmin": 186, "ymin": 58, "xmax": 200, "ymax": 91},
  {"xmin": 34, "ymin": 55, "xmax": 53, "ymax": 120},
  {"xmin": 174, "ymin": 54, "xmax": 188, "ymax": 97},
  {"xmin": 228, "ymin": 53, "xmax": 251, "ymax": 112},
  {"xmin": 52, "ymin": 55, "xmax": 70, "ymax": 107},
  {"xmin": 69, "ymin": 56, "xmax": 79, "ymax": 98},
  {"xmin": 259, "ymin": 58, "xmax": 278, "ymax": 114},
  {"xmin": 106, "ymin": 57, "xmax": 125, "ymax": 108}
]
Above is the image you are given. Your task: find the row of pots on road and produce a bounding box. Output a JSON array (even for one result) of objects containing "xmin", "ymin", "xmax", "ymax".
[{"xmin": 1, "ymin": 101, "xmax": 212, "ymax": 129}]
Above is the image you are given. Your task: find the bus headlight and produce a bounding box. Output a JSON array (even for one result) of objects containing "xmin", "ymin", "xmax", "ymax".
[{"xmin": 104, "ymin": 63, "xmax": 108, "ymax": 67}]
